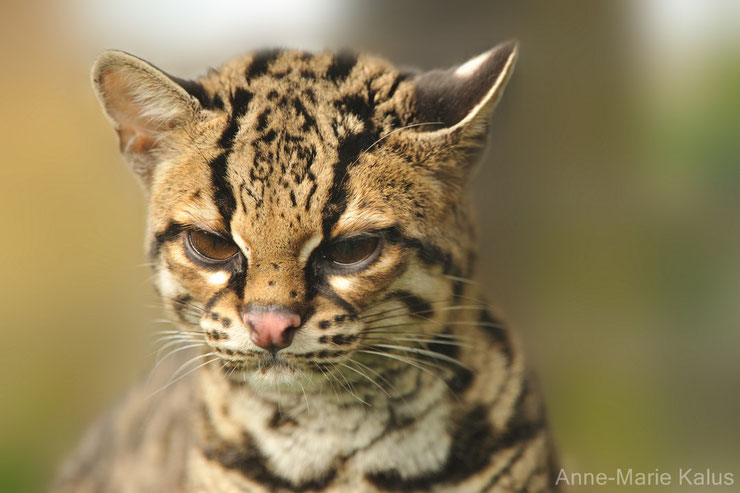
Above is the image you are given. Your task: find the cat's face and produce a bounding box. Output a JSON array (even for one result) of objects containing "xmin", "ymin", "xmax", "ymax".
[{"xmin": 92, "ymin": 45, "xmax": 516, "ymax": 386}]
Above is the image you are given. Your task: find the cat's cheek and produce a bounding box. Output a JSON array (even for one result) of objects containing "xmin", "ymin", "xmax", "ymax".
[
  {"xmin": 156, "ymin": 266, "xmax": 185, "ymax": 300},
  {"xmin": 164, "ymin": 249, "xmax": 233, "ymax": 301}
]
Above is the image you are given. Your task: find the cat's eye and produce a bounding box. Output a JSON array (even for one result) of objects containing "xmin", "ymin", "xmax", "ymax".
[
  {"xmin": 186, "ymin": 230, "xmax": 239, "ymax": 262},
  {"xmin": 324, "ymin": 235, "xmax": 381, "ymax": 267}
]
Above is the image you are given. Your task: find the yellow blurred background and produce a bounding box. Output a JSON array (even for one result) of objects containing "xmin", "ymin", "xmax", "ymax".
[{"xmin": 1, "ymin": 1, "xmax": 738, "ymax": 491}]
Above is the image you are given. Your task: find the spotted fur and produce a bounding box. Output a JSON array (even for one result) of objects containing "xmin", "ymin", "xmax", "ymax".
[{"xmin": 53, "ymin": 41, "xmax": 560, "ymax": 492}]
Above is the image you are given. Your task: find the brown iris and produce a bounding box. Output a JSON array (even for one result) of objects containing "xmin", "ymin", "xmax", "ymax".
[
  {"xmin": 187, "ymin": 230, "xmax": 239, "ymax": 262},
  {"xmin": 324, "ymin": 235, "xmax": 380, "ymax": 266}
]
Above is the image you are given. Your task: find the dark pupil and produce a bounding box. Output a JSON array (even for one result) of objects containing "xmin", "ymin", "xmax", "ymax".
[
  {"xmin": 326, "ymin": 236, "xmax": 379, "ymax": 265},
  {"xmin": 190, "ymin": 231, "xmax": 238, "ymax": 260}
]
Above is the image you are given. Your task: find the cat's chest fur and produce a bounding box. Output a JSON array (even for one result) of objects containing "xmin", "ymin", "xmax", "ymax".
[{"xmin": 198, "ymin": 366, "xmax": 452, "ymax": 484}]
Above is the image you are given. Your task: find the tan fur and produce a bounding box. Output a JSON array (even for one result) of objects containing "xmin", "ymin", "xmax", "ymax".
[{"xmin": 54, "ymin": 42, "xmax": 560, "ymax": 492}]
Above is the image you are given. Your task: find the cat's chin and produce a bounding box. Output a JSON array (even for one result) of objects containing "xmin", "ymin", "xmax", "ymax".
[{"xmin": 224, "ymin": 354, "xmax": 315, "ymax": 389}]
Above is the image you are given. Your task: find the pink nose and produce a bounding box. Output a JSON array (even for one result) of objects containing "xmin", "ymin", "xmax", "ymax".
[{"xmin": 244, "ymin": 306, "xmax": 302, "ymax": 351}]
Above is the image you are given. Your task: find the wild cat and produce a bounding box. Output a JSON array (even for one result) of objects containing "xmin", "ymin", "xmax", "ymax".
[{"xmin": 53, "ymin": 41, "xmax": 559, "ymax": 492}]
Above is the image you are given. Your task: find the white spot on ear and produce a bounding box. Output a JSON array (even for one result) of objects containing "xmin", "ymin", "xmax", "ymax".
[
  {"xmin": 455, "ymin": 51, "xmax": 490, "ymax": 78},
  {"xmin": 424, "ymin": 44, "xmax": 518, "ymax": 137},
  {"xmin": 299, "ymin": 234, "xmax": 323, "ymax": 264},
  {"xmin": 330, "ymin": 276, "xmax": 353, "ymax": 292},
  {"xmin": 208, "ymin": 271, "xmax": 229, "ymax": 286}
]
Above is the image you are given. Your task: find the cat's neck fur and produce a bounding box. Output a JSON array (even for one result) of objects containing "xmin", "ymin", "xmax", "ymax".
[
  {"xmin": 192, "ymin": 285, "xmax": 525, "ymax": 488},
  {"xmin": 199, "ymin": 361, "xmax": 453, "ymax": 481}
]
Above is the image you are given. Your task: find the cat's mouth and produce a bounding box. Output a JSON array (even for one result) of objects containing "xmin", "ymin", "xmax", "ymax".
[
  {"xmin": 220, "ymin": 352, "xmax": 314, "ymax": 385},
  {"xmin": 256, "ymin": 354, "xmax": 294, "ymax": 371}
]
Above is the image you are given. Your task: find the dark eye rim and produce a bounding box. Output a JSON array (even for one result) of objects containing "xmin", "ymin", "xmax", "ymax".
[
  {"xmin": 321, "ymin": 232, "xmax": 384, "ymax": 272},
  {"xmin": 184, "ymin": 229, "xmax": 240, "ymax": 265}
]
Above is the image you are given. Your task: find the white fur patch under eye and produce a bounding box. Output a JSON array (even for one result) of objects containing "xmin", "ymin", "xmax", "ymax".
[
  {"xmin": 207, "ymin": 271, "xmax": 230, "ymax": 285},
  {"xmin": 158, "ymin": 268, "xmax": 181, "ymax": 297},
  {"xmin": 231, "ymin": 233, "xmax": 251, "ymax": 262},
  {"xmin": 455, "ymin": 51, "xmax": 490, "ymax": 77},
  {"xmin": 330, "ymin": 276, "xmax": 353, "ymax": 292},
  {"xmin": 298, "ymin": 234, "xmax": 322, "ymax": 264}
]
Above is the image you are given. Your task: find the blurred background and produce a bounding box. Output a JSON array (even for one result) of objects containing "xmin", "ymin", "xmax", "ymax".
[{"xmin": 1, "ymin": 1, "xmax": 738, "ymax": 491}]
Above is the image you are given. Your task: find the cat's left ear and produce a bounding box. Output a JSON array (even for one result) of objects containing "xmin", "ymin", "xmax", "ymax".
[
  {"xmin": 91, "ymin": 51, "xmax": 201, "ymax": 187},
  {"xmin": 409, "ymin": 40, "xmax": 518, "ymax": 154}
]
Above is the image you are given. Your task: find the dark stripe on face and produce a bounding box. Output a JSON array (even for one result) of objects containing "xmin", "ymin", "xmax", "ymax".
[
  {"xmin": 210, "ymin": 153, "xmax": 237, "ymax": 230},
  {"xmin": 172, "ymin": 293, "xmax": 194, "ymax": 322},
  {"xmin": 211, "ymin": 88, "xmax": 254, "ymax": 230},
  {"xmin": 204, "ymin": 287, "xmax": 228, "ymax": 313},
  {"xmin": 388, "ymin": 290, "xmax": 433, "ymax": 319},
  {"xmin": 320, "ymin": 285, "xmax": 358, "ymax": 317},
  {"xmin": 245, "ymin": 49, "xmax": 282, "ymax": 79},
  {"xmin": 321, "ymin": 120, "xmax": 378, "ymax": 238},
  {"xmin": 219, "ymin": 88, "xmax": 253, "ymax": 147},
  {"xmin": 396, "ymin": 234, "xmax": 454, "ymax": 273},
  {"xmin": 320, "ymin": 85, "xmax": 381, "ymax": 235},
  {"xmin": 150, "ymin": 222, "xmax": 185, "ymax": 258},
  {"xmin": 326, "ymin": 51, "xmax": 357, "ymax": 83}
]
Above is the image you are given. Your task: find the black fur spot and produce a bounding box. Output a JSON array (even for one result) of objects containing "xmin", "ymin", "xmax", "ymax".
[
  {"xmin": 386, "ymin": 72, "xmax": 411, "ymax": 100},
  {"xmin": 205, "ymin": 431, "xmax": 337, "ymax": 491},
  {"xmin": 171, "ymin": 293, "xmax": 193, "ymax": 321},
  {"xmin": 366, "ymin": 400, "xmax": 542, "ymax": 490},
  {"xmin": 267, "ymin": 410, "xmax": 297, "ymax": 429},
  {"xmin": 332, "ymin": 334, "xmax": 356, "ymax": 345},
  {"xmin": 448, "ymin": 367, "xmax": 474, "ymax": 394},
  {"xmin": 326, "ymin": 51, "xmax": 357, "ymax": 83},
  {"xmin": 255, "ymin": 108, "xmax": 271, "ymax": 132},
  {"xmin": 292, "ymin": 97, "xmax": 317, "ymax": 132},
  {"xmin": 245, "ymin": 49, "xmax": 282, "ymax": 79}
]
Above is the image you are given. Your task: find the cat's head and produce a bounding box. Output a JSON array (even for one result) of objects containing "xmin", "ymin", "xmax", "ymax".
[{"xmin": 92, "ymin": 43, "xmax": 516, "ymax": 388}]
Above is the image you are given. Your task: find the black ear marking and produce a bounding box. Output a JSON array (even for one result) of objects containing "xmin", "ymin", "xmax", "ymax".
[{"xmin": 413, "ymin": 40, "xmax": 518, "ymax": 132}]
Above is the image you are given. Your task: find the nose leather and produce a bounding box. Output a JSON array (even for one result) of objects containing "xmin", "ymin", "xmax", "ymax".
[{"xmin": 244, "ymin": 307, "xmax": 301, "ymax": 351}]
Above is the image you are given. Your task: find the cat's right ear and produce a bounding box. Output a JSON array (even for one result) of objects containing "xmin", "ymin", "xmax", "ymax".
[{"xmin": 91, "ymin": 51, "xmax": 199, "ymax": 187}]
